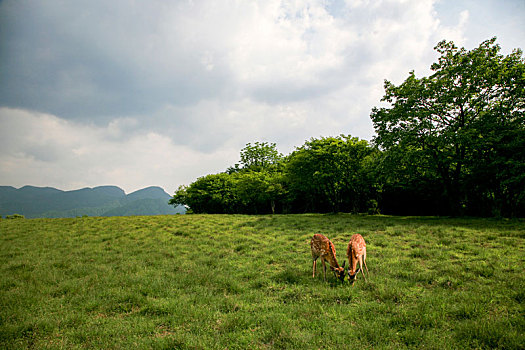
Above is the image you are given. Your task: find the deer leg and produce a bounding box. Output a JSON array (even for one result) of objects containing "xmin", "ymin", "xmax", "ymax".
[
  {"xmin": 359, "ymin": 257, "xmax": 367, "ymax": 282},
  {"xmin": 363, "ymin": 250, "xmax": 369, "ymax": 277},
  {"xmin": 312, "ymin": 258, "xmax": 317, "ymax": 278}
]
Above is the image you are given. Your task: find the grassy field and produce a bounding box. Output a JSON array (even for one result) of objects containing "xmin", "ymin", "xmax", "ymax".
[{"xmin": 1, "ymin": 214, "xmax": 524, "ymax": 349}]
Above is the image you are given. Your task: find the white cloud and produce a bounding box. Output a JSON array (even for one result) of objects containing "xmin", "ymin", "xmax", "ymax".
[
  {"xmin": 436, "ymin": 9, "xmax": 469, "ymax": 47},
  {"xmin": 0, "ymin": 108, "xmax": 236, "ymax": 193}
]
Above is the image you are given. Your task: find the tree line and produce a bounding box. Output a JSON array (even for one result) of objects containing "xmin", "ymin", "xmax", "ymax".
[{"xmin": 170, "ymin": 38, "xmax": 524, "ymax": 217}]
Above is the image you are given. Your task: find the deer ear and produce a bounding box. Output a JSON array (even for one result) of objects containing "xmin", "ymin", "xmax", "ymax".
[
  {"xmin": 342, "ymin": 261, "xmax": 346, "ymax": 268},
  {"xmin": 355, "ymin": 267, "xmax": 361, "ymax": 274}
]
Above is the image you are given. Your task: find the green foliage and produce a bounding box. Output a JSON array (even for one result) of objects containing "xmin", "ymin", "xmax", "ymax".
[
  {"xmin": 1, "ymin": 215, "xmax": 523, "ymax": 348},
  {"xmin": 171, "ymin": 171, "xmax": 286, "ymax": 214},
  {"xmin": 170, "ymin": 142, "xmax": 288, "ymax": 214},
  {"xmin": 371, "ymin": 37, "xmax": 525, "ymax": 217},
  {"xmin": 234, "ymin": 171, "xmax": 285, "ymax": 214},
  {"xmin": 239, "ymin": 142, "xmax": 282, "ymax": 171},
  {"xmin": 172, "ymin": 137, "xmax": 377, "ymax": 214},
  {"xmin": 5, "ymin": 214, "xmax": 25, "ymax": 219},
  {"xmin": 285, "ymin": 135, "xmax": 379, "ymax": 213},
  {"xmin": 170, "ymin": 173, "xmax": 239, "ymax": 214}
]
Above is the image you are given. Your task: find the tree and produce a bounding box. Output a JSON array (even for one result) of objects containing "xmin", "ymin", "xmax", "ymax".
[
  {"xmin": 238, "ymin": 142, "xmax": 282, "ymax": 171},
  {"xmin": 172, "ymin": 142, "xmax": 286, "ymax": 214},
  {"xmin": 285, "ymin": 135, "xmax": 377, "ymax": 213},
  {"xmin": 234, "ymin": 171, "xmax": 285, "ymax": 214},
  {"xmin": 371, "ymin": 38, "xmax": 525, "ymax": 216},
  {"xmin": 169, "ymin": 173, "xmax": 238, "ymax": 214}
]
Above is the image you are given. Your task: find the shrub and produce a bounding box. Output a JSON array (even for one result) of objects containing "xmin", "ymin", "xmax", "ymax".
[{"xmin": 5, "ymin": 214, "xmax": 25, "ymax": 219}]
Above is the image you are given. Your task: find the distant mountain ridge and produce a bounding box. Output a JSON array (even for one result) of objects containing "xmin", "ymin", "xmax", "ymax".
[{"xmin": 0, "ymin": 185, "xmax": 185, "ymax": 218}]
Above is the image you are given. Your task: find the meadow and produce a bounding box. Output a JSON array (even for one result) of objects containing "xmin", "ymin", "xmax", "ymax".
[{"xmin": 1, "ymin": 214, "xmax": 524, "ymax": 349}]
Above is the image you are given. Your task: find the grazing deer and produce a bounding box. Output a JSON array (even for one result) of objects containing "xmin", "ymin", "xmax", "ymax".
[
  {"xmin": 310, "ymin": 233, "xmax": 346, "ymax": 283},
  {"xmin": 347, "ymin": 234, "xmax": 369, "ymax": 285}
]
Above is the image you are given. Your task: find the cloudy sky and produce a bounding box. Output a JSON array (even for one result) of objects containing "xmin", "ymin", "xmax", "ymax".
[{"xmin": 1, "ymin": 0, "xmax": 523, "ymax": 194}]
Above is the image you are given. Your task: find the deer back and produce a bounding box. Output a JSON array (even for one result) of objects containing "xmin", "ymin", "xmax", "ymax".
[
  {"xmin": 347, "ymin": 234, "xmax": 366, "ymax": 275},
  {"xmin": 311, "ymin": 233, "xmax": 340, "ymax": 268}
]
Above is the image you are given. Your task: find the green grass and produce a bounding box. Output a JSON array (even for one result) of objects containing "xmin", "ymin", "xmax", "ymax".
[{"xmin": 1, "ymin": 214, "xmax": 524, "ymax": 349}]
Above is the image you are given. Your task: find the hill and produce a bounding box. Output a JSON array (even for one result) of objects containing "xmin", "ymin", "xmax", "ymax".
[{"xmin": 0, "ymin": 185, "xmax": 185, "ymax": 218}]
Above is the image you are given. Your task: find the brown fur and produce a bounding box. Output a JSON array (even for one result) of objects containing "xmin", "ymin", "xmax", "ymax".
[
  {"xmin": 310, "ymin": 233, "xmax": 345, "ymax": 282},
  {"xmin": 346, "ymin": 234, "xmax": 369, "ymax": 284}
]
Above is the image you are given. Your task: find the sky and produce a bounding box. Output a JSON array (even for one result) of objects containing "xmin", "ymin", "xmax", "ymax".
[{"xmin": 1, "ymin": 0, "xmax": 524, "ymax": 195}]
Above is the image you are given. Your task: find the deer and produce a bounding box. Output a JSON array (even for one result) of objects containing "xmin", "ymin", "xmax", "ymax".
[
  {"xmin": 310, "ymin": 233, "xmax": 346, "ymax": 283},
  {"xmin": 347, "ymin": 234, "xmax": 369, "ymax": 285}
]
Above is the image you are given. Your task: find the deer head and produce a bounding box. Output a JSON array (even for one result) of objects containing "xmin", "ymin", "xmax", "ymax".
[
  {"xmin": 348, "ymin": 266, "xmax": 361, "ymax": 283},
  {"xmin": 331, "ymin": 260, "xmax": 346, "ymax": 283}
]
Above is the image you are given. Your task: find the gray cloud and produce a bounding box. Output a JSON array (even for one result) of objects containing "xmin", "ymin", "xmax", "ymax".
[
  {"xmin": 0, "ymin": 1, "xmax": 234, "ymax": 121},
  {"xmin": 1, "ymin": 0, "xmax": 439, "ymax": 120},
  {"xmin": 0, "ymin": 0, "xmax": 523, "ymax": 193}
]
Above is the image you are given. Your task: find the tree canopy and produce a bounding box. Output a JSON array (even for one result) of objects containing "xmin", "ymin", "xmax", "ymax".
[
  {"xmin": 240, "ymin": 142, "xmax": 282, "ymax": 171},
  {"xmin": 170, "ymin": 136, "xmax": 377, "ymax": 214},
  {"xmin": 285, "ymin": 136, "xmax": 378, "ymax": 213},
  {"xmin": 371, "ymin": 37, "xmax": 524, "ymax": 216}
]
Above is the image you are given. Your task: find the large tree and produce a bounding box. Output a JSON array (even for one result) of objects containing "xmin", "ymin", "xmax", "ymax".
[
  {"xmin": 371, "ymin": 38, "xmax": 524, "ymax": 216},
  {"xmin": 171, "ymin": 142, "xmax": 286, "ymax": 214},
  {"xmin": 285, "ymin": 135, "xmax": 378, "ymax": 213},
  {"xmin": 228, "ymin": 142, "xmax": 283, "ymax": 172},
  {"xmin": 170, "ymin": 173, "xmax": 239, "ymax": 214}
]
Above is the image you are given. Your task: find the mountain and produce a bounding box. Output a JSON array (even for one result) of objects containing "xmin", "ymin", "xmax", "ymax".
[
  {"xmin": 126, "ymin": 186, "xmax": 172, "ymax": 201},
  {"xmin": 0, "ymin": 185, "xmax": 185, "ymax": 218}
]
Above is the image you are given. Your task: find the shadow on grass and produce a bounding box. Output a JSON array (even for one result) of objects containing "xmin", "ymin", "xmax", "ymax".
[{"xmin": 273, "ymin": 269, "xmax": 303, "ymax": 285}]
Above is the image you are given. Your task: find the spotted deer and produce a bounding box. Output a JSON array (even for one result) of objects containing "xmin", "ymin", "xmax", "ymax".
[
  {"xmin": 310, "ymin": 233, "xmax": 346, "ymax": 283},
  {"xmin": 347, "ymin": 234, "xmax": 369, "ymax": 285}
]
